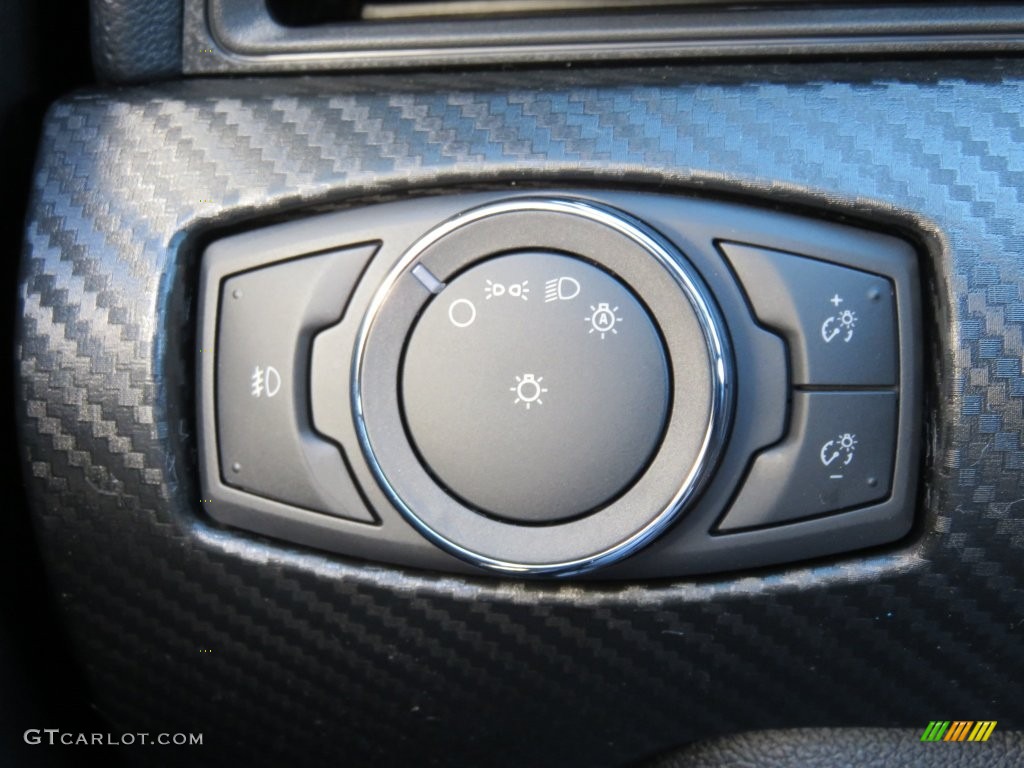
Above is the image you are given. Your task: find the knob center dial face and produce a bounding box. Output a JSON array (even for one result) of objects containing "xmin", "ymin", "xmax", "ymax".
[{"xmin": 401, "ymin": 252, "xmax": 671, "ymax": 524}]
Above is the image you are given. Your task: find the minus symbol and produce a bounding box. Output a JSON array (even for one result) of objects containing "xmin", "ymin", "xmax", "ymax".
[{"xmin": 829, "ymin": 474, "xmax": 843, "ymax": 479}]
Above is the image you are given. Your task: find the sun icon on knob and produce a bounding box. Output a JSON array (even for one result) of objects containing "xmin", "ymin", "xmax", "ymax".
[{"xmin": 510, "ymin": 374, "xmax": 547, "ymax": 410}]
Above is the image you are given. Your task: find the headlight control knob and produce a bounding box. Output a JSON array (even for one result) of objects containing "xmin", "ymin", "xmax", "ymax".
[{"xmin": 354, "ymin": 198, "xmax": 731, "ymax": 575}]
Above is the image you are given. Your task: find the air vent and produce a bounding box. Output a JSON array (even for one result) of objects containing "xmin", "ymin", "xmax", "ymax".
[
  {"xmin": 266, "ymin": 0, "xmax": 715, "ymax": 26},
  {"xmin": 185, "ymin": 1, "xmax": 1024, "ymax": 76}
]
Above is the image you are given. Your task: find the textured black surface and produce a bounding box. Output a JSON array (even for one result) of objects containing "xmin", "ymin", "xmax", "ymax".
[
  {"xmin": 91, "ymin": 0, "xmax": 182, "ymax": 82},
  {"xmin": 15, "ymin": 63, "xmax": 1024, "ymax": 766},
  {"xmin": 1, "ymin": 1, "xmax": 106, "ymax": 763},
  {"xmin": 649, "ymin": 728, "xmax": 1024, "ymax": 768}
]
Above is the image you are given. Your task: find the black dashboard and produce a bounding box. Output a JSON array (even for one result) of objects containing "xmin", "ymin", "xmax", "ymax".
[{"xmin": 5, "ymin": 2, "xmax": 1024, "ymax": 766}]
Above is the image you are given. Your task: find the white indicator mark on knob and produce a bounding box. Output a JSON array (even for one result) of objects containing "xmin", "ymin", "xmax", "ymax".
[
  {"xmin": 511, "ymin": 374, "xmax": 547, "ymax": 410},
  {"xmin": 448, "ymin": 298, "xmax": 477, "ymax": 328},
  {"xmin": 587, "ymin": 303, "xmax": 621, "ymax": 339},
  {"xmin": 412, "ymin": 263, "xmax": 445, "ymax": 294}
]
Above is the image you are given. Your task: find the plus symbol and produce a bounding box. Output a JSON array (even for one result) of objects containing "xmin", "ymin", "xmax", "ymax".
[{"xmin": 830, "ymin": 294, "xmax": 843, "ymax": 307}]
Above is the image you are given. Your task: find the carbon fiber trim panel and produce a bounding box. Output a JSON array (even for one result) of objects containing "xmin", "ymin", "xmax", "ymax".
[{"xmin": 16, "ymin": 64, "xmax": 1024, "ymax": 766}]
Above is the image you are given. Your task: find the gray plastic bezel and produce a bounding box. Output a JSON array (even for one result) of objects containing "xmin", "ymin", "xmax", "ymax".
[{"xmin": 196, "ymin": 189, "xmax": 921, "ymax": 579}]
